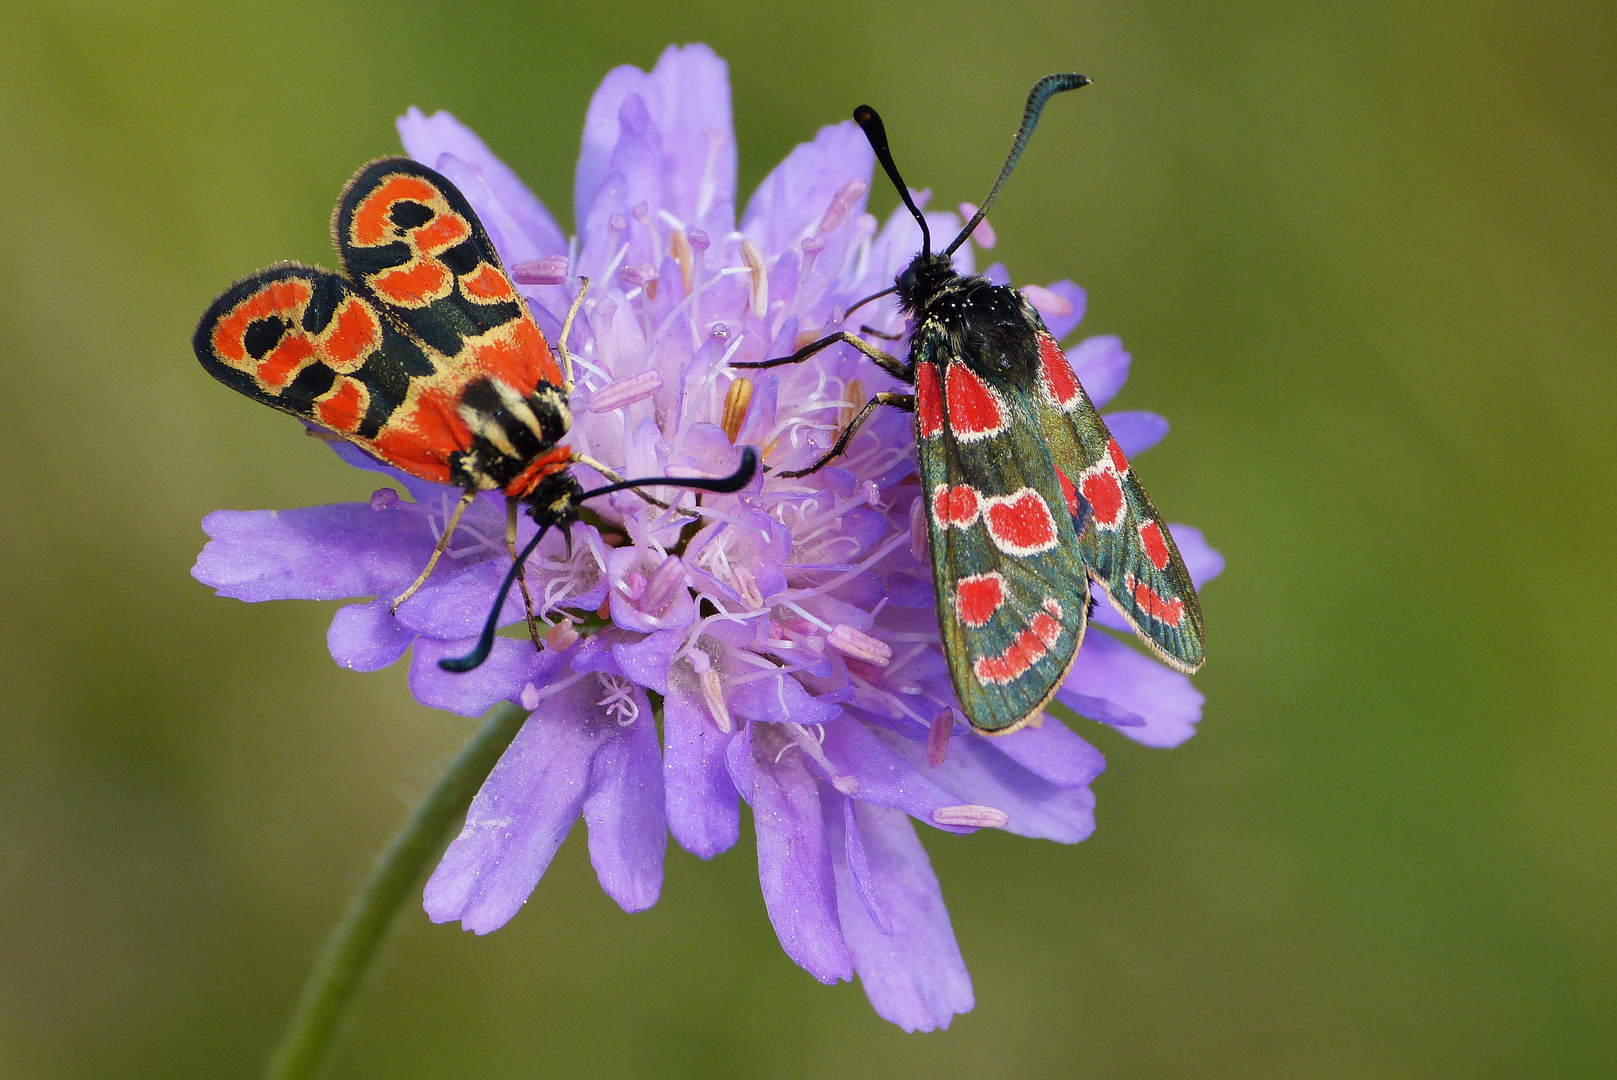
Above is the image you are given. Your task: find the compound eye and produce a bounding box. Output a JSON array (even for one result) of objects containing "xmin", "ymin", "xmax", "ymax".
[{"xmin": 898, "ymin": 264, "xmax": 918, "ymax": 295}]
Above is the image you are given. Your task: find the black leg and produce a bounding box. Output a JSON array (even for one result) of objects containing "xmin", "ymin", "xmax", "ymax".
[
  {"xmin": 858, "ymin": 324, "xmax": 904, "ymax": 341},
  {"xmin": 731, "ymin": 331, "xmax": 912, "ymax": 384},
  {"xmin": 778, "ymin": 392, "xmax": 916, "ymax": 478}
]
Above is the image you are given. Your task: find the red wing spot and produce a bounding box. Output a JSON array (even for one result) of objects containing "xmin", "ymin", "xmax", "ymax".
[
  {"xmin": 916, "ymin": 362, "xmax": 944, "ymax": 439},
  {"xmin": 973, "ymin": 617, "xmax": 1059, "ymax": 685},
  {"xmin": 316, "ymin": 377, "xmax": 368, "ymax": 433},
  {"xmin": 931, "ymin": 484, "xmax": 980, "ymax": 528},
  {"xmin": 955, "ymin": 572, "xmax": 1006, "ymax": 627},
  {"xmin": 212, "ymin": 279, "xmax": 312, "ymax": 365},
  {"xmin": 1030, "ymin": 609, "xmax": 1062, "ymax": 647},
  {"xmin": 1038, "ymin": 334, "xmax": 1081, "ymax": 410},
  {"xmin": 256, "ymin": 334, "xmax": 316, "ymax": 389},
  {"xmin": 1080, "ymin": 468, "xmax": 1125, "ymax": 529},
  {"xmin": 460, "ymin": 262, "xmax": 517, "ymax": 302},
  {"xmin": 944, "ymin": 362, "xmax": 1006, "ymax": 439},
  {"xmin": 413, "ymin": 211, "xmax": 471, "ymax": 255},
  {"xmin": 351, "ymin": 175, "xmax": 440, "ymax": 246},
  {"xmin": 371, "ymin": 260, "xmax": 451, "ymax": 306},
  {"xmin": 984, "ymin": 488, "xmax": 1059, "ymax": 555},
  {"xmin": 1055, "ymin": 465, "xmax": 1080, "ymax": 520},
  {"xmin": 1130, "ymin": 576, "xmax": 1186, "ymax": 627},
  {"xmin": 1139, "ymin": 520, "xmax": 1171, "ymax": 570},
  {"xmin": 321, "ymin": 298, "xmax": 380, "ymax": 368},
  {"xmin": 1107, "ymin": 437, "xmax": 1129, "ymax": 474}
]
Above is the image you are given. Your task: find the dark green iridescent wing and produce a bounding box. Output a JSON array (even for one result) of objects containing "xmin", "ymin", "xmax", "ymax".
[
  {"xmin": 911, "ymin": 279, "xmax": 1203, "ymax": 734},
  {"xmin": 1029, "ymin": 330, "xmax": 1205, "ymax": 673},
  {"xmin": 913, "ymin": 321, "xmax": 1093, "ymax": 735}
]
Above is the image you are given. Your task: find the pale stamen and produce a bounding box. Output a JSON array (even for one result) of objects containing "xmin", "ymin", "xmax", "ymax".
[
  {"xmin": 698, "ymin": 664, "xmax": 732, "ymax": 733},
  {"xmin": 670, "ymin": 229, "xmax": 694, "ymax": 294},
  {"xmin": 511, "ymin": 254, "xmax": 570, "ymax": 285},
  {"xmin": 740, "ymin": 237, "xmax": 768, "ymax": 319},
  {"xmin": 927, "ymin": 708, "xmax": 954, "ymax": 767},
  {"xmin": 596, "ymin": 673, "xmax": 640, "ymax": 725},
  {"xmin": 828, "ymin": 624, "xmax": 892, "ymax": 666},
  {"xmin": 933, "ymin": 805, "xmax": 1010, "ymax": 829},
  {"xmin": 818, "ymin": 179, "xmax": 868, "ymax": 234},
  {"xmin": 588, "ymin": 368, "xmax": 663, "ymax": 414}
]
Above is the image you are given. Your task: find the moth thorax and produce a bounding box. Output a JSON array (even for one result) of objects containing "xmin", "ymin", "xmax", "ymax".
[{"xmin": 460, "ymin": 378, "xmax": 570, "ymax": 453}]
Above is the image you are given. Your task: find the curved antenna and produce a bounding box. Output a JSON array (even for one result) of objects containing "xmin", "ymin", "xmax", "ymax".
[
  {"xmin": 854, "ymin": 105, "xmax": 930, "ymax": 259},
  {"xmin": 942, "ymin": 73, "xmax": 1090, "ymax": 259},
  {"xmin": 438, "ymin": 448, "xmax": 759, "ymax": 673},
  {"xmin": 843, "ymin": 284, "xmax": 899, "ymax": 321}
]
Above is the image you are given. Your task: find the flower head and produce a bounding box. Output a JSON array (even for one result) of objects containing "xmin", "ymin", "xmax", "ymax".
[{"xmin": 193, "ymin": 43, "xmax": 1222, "ymax": 1031}]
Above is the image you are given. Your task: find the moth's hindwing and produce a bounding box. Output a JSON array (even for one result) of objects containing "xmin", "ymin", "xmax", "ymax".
[
  {"xmin": 913, "ymin": 311, "xmax": 1094, "ymax": 734},
  {"xmin": 1031, "ymin": 331, "xmax": 1205, "ymax": 674}
]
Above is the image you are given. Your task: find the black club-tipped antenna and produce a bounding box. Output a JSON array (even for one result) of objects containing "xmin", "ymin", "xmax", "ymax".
[
  {"xmin": 854, "ymin": 104, "xmax": 930, "ymax": 259},
  {"xmin": 942, "ymin": 73, "xmax": 1090, "ymax": 259},
  {"xmin": 438, "ymin": 447, "xmax": 759, "ymax": 673}
]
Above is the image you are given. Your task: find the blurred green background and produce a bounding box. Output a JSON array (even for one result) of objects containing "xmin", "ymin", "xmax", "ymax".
[{"xmin": 3, "ymin": 0, "xmax": 1613, "ymax": 1076}]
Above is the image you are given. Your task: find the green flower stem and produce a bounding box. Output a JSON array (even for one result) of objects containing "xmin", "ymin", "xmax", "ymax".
[{"xmin": 264, "ymin": 701, "xmax": 527, "ymax": 1080}]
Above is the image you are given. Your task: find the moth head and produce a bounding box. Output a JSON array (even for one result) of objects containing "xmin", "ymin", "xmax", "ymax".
[{"xmin": 896, "ymin": 253, "xmax": 958, "ymax": 311}]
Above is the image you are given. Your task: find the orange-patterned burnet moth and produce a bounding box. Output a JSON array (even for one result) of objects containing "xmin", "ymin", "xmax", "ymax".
[{"xmin": 194, "ymin": 158, "xmax": 754, "ymax": 671}]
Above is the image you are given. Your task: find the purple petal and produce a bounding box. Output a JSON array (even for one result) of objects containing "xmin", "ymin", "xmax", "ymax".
[
  {"xmin": 828, "ymin": 799, "xmax": 974, "ymax": 1031},
  {"xmin": 327, "ymin": 597, "xmax": 414, "ymax": 671},
  {"xmin": 726, "ymin": 662, "xmax": 842, "ymax": 726},
  {"xmin": 1105, "ymin": 410, "xmax": 1169, "ymax": 457},
  {"xmin": 193, "ymin": 504, "xmax": 432, "ymax": 602},
  {"xmin": 662, "ymin": 658, "xmax": 740, "ymax": 859},
  {"xmin": 817, "ymin": 717, "xmax": 976, "ymax": 832},
  {"xmin": 423, "ymin": 683, "xmax": 600, "ymax": 934},
  {"xmin": 748, "ymin": 739, "xmax": 852, "ymax": 983},
  {"xmin": 611, "ymin": 627, "xmax": 681, "ymax": 694},
  {"xmin": 582, "ymin": 685, "xmax": 666, "ymax": 912},
  {"xmin": 576, "ymin": 44, "xmax": 735, "ymax": 239},
  {"xmin": 1058, "ymin": 631, "xmax": 1204, "ymax": 748},
  {"xmin": 391, "ymin": 554, "xmax": 515, "ymax": 639},
  {"xmin": 397, "ymin": 107, "xmax": 567, "ymax": 258},
  {"xmin": 833, "ymin": 792, "xmax": 892, "ymax": 934},
  {"xmin": 1069, "ymin": 335, "xmax": 1130, "ymax": 409},
  {"xmin": 878, "ymin": 727, "xmax": 1097, "ymax": 843},
  {"xmin": 741, "ymin": 121, "xmax": 874, "ymax": 256},
  {"xmin": 408, "ymin": 637, "xmax": 558, "ymax": 718},
  {"xmin": 1031, "ymin": 279, "xmax": 1088, "ymax": 341},
  {"xmin": 988, "ymin": 717, "xmax": 1106, "ymax": 789}
]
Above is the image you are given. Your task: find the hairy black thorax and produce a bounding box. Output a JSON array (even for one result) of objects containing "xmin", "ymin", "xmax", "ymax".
[{"xmin": 897, "ymin": 254, "xmax": 1045, "ymax": 379}]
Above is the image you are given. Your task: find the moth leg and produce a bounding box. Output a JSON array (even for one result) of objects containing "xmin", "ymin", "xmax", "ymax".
[
  {"xmin": 858, "ymin": 324, "xmax": 904, "ymax": 341},
  {"xmin": 391, "ymin": 488, "xmax": 477, "ymax": 614},
  {"xmin": 777, "ymin": 392, "xmax": 915, "ymax": 478},
  {"xmin": 731, "ymin": 331, "xmax": 911, "ymax": 383},
  {"xmin": 506, "ymin": 497, "xmax": 544, "ymax": 650},
  {"xmin": 555, "ymin": 277, "xmax": 590, "ymax": 392}
]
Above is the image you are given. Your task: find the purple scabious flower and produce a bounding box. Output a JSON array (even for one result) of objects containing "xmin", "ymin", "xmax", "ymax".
[{"xmin": 193, "ymin": 44, "xmax": 1222, "ymax": 1031}]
